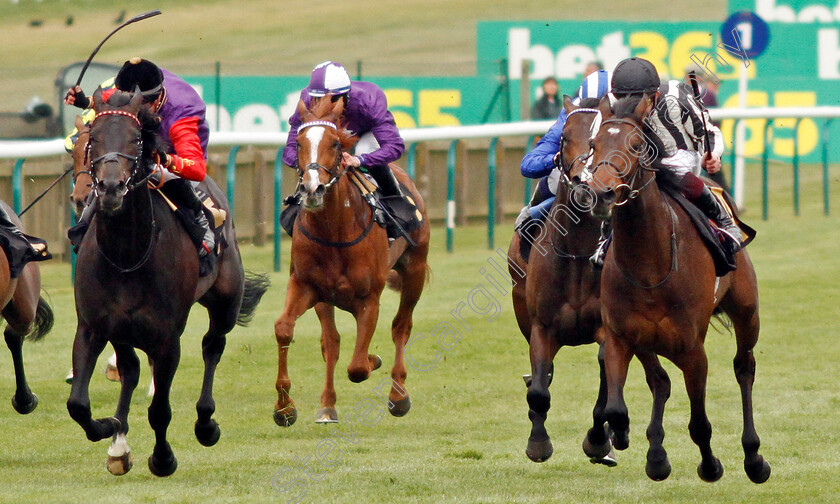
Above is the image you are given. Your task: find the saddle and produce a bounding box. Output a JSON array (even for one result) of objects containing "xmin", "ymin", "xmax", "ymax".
[
  {"xmin": 659, "ymin": 181, "xmax": 756, "ymax": 277},
  {"xmin": 154, "ymin": 187, "xmax": 227, "ymax": 255}
]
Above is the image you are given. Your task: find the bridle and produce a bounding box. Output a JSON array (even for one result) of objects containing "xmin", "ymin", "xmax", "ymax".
[
  {"xmin": 556, "ymin": 107, "xmax": 600, "ymax": 187},
  {"xmin": 85, "ymin": 108, "xmax": 157, "ymax": 273},
  {"xmin": 84, "ymin": 109, "xmax": 156, "ymax": 199},
  {"xmin": 296, "ymin": 120, "xmax": 347, "ymax": 190},
  {"xmin": 586, "ymin": 117, "xmax": 658, "ymax": 206}
]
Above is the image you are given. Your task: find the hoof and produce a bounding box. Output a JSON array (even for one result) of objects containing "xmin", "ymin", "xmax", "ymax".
[
  {"xmin": 148, "ymin": 452, "xmax": 178, "ymax": 477},
  {"xmin": 315, "ymin": 407, "xmax": 338, "ymax": 424},
  {"xmin": 106, "ymin": 451, "xmax": 133, "ymax": 476},
  {"xmin": 745, "ymin": 456, "xmax": 771, "ymax": 484},
  {"xmin": 372, "ymin": 355, "xmax": 382, "ymax": 371},
  {"xmin": 274, "ymin": 406, "xmax": 298, "ymax": 427},
  {"xmin": 522, "ymin": 374, "xmax": 532, "ymax": 387},
  {"xmin": 105, "ymin": 363, "xmax": 120, "ymax": 382},
  {"xmin": 611, "ymin": 427, "xmax": 630, "ymax": 451},
  {"xmin": 590, "ymin": 445, "xmax": 618, "ymax": 467},
  {"xmin": 526, "ymin": 437, "xmax": 553, "ymax": 462},
  {"xmin": 195, "ymin": 419, "xmax": 221, "ymax": 447},
  {"xmin": 389, "ymin": 396, "xmax": 411, "ymax": 417},
  {"xmin": 11, "ymin": 393, "xmax": 38, "ymax": 415},
  {"xmin": 582, "ymin": 426, "xmax": 612, "ymax": 460},
  {"xmin": 646, "ymin": 454, "xmax": 672, "ymax": 481},
  {"xmin": 698, "ymin": 457, "xmax": 724, "ymax": 482}
]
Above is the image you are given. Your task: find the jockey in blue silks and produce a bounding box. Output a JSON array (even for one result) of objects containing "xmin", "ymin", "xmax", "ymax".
[{"xmin": 515, "ymin": 70, "xmax": 611, "ymax": 230}]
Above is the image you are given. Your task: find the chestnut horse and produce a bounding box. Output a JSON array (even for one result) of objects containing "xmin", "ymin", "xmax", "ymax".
[
  {"xmin": 584, "ymin": 94, "xmax": 770, "ymax": 483},
  {"xmin": 508, "ymin": 97, "xmax": 669, "ymax": 465},
  {"xmin": 0, "ymin": 202, "xmax": 53, "ymax": 414},
  {"xmin": 273, "ymin": 97, "xmax": 430, "ymax": 426},
  {"xmin": 67, "ymin": 88, "xmax": 269, "ymax": 477}
]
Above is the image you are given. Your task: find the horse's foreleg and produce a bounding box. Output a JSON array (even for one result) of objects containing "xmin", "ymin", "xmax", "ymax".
[
  {"xmin": 147, "ymin": 344, "xmax": 180, "ymax": 477},
  {"xmin": 4, "ymin": 326, "xmax": 37, "ymax": 414},
  {"xmin": 603, "ymin": 330, "xmax": 633, "ymax": 451},
  {"xmin": 347, "ymin": 297, "xmax": 382, "ymax": 384},
  {"xmin": 679, "ymin": 346, "xmax": 724, "ymax": 482},
  {"xmin": 274, "ymin": 280, "xmax": 316, "ymax": 427},
  {"xmin": 583, "ymin": 339, "xmax": 617, "ymax": 466},
  {"xmin": 67, "ymin": 328, "xmax": 118, "ymax": 442},
  {"xmin": 525, "ymin": 323, "xmax": 560, "ymax": 463},
  {"xmin": 315, "ymin": 303, "xmax": 340, "ymax": 423},
  {"xmin": 107, "ymin": 344, "xmax": 140, "ymax": 476},
  {"xmin": 638, "ymin": 350, "xmax": 672, "ymax": 481}
]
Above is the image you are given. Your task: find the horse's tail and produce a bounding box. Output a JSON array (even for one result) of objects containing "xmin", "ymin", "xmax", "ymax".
[
  {"xmin": 236, "ymin": 270, "xmax": 271, "ymax": 327},
  {"xmin": 710, "ymin": 305, "xmax": 733, "ymax": 335},
  {"xmin": 26, "ymin": 295, "xmax": 54, "ymax": 342}
]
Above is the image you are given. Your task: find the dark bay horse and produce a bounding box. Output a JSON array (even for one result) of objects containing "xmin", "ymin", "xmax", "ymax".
[
  {"xmin": 508, "ymin": 97, "xmax": 668, "ymax": 465},
  {"xmin": 273, "ymin": 97, "xmax": 430, "ymax": 426},
  {"xmin": 584, "ymin": 94, "xmax": 770, "ymax": 483},
  {"xmin": 0, "ymin": 202, "xmax": 53, "ymax": 414},
  {"xmin": 67, "ymin": 88, "xmax": 268, "ymax": 477}
]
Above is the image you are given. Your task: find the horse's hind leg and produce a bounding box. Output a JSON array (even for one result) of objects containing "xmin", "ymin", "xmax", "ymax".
[
  {"xmin": 678, "ymin": 346, "xmax": 724, "ymax": 482},
  {"xmin": 315, "ymin": 303, "xmax": 340, "ymax": 423},
  {"xmin": 386, "ymin": 261, "xmax": 428, "ymax": 417},
  {"xmin": 347, "ymin": 296, "xmax": 383, "ymax": 384},
  {"xmin": 147, "ymin": 344, "xmax": 180, "ymax": 477},
  {"xmin": 722, "ymin": 261, "xmax": 771, "ymax": 483},
  {"xmin": 67, "ymin": 328, "xmax": 120, "ymax": 442},
  {"xmin": 194, "ymin": 309, "xmax": 234, "ymax": 446},
  {"xmin": 637, "ymin": 350, "xmax": 672, "ymax": 481},
  {"xmin": 525, "ymin": 323, "xmax": 560, "ymax": 462},
  {"xmin": 4, "ymin": 325, "xmax": 37, "ymax": 414},
  {"xmin": 106, "ymin": 344, "xmax": 140, "ymax": 476}
]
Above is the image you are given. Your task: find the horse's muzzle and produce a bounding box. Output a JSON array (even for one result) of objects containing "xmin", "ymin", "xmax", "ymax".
[
  {"xmin": 299, "ymin": 182, "xmax": 326, "ymax": 210},
  {"xmin": 590, "ymin": 188, "xmax": 615, "ymax": 221},
  {"xmin": 97, "ymin": 179, "xmax": 128, "ymax": 213}
]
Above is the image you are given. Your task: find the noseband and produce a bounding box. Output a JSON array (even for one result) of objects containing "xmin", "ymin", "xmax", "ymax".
[
  {"xmin": 587, "ymin": 118, "xmax": 658, "ymax": 206},
  {"xmin": 297, "ymin": 120, "xmax": 346, "ymax": 190}
]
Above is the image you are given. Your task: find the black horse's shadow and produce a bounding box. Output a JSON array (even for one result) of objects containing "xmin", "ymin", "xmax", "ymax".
[{"xmin": 67, "ymin": 87, "xmax": 269, "ymax": 477}]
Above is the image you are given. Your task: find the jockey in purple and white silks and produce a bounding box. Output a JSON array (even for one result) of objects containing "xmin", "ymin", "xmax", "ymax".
[{"xmin": 281, "ymin": 61, "xmax": 420, "ymax": 238}]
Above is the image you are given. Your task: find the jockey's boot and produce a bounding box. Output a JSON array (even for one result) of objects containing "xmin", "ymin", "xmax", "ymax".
[
  {"xmin": 68, "ymin": 197, "xmax": 95, "ymax": 253},
  {"xmin": 367, "ymin": 164, "xmax": 421, "ymax": 239},
  {"xmin": 279, "ymin": 193, "xmax": 301, "ymax": 237},
  {"xmin": 693, "ymin": 185, "xmax": 742, "ymax": 250},
  {"xmin": 160, "ymin": 179, "xmax": 216, "ymax": 276},
  {"xmin": 589, "ymin": 222, "xmax": 612, "ymax": 270},
  {"xmin": 0, "ymin": 205, "xmax": 49, "ymax": 260}
]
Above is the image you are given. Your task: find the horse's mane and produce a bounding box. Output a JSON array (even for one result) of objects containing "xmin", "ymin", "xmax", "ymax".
[
  {"xmin": 578, "ymin": 97, "xmax": 601, "ymax": 109},
  {"xmin": 307, "ymin": 97, "xmax": 357, "ymax": 151},
  {"xmin": 612, "ymin": 95, "xmax": 644, "ymax": 120}
]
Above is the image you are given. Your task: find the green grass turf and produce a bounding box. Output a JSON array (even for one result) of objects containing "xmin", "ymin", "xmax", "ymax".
[
  {"xmin": 0, "ymin": 0, "xmax": 727, "ymax": 112},
  {"xmin": 0, "ymin": 162, "xmax": 835, "ymax": 502}
]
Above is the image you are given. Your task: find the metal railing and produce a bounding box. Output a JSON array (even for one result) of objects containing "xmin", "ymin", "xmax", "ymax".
[{"xmin": 2, "ymin": 107, "xmax": 839, "ymax": 271}]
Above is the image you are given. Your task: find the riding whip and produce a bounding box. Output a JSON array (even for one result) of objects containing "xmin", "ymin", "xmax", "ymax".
[{"xmin": 74, "ymin": 9, "xmax": 162, "ymax": 87}]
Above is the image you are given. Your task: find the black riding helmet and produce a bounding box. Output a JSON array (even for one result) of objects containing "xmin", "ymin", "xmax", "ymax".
[
  {"xmin": 114, "ymin": 57, "xmax": 164, "ymax": 103},
  {"xmin": 611, "ymin": 57, "xmax": 660, "ymax": 95}
]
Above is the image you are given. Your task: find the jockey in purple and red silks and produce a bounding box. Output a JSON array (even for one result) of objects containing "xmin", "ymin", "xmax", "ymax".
[
  {"xmin": 281, "ymin": 61, "xmax": 420, "ymax": 238},
  {"xmin": 65, "ymin": 57, "xmax": 215, "ymax": 275}
]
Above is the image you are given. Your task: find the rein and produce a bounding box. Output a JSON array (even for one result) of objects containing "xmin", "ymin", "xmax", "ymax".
[{"xmin": 589, "ymin": 118, "xmax": 659, "ymax": 206}]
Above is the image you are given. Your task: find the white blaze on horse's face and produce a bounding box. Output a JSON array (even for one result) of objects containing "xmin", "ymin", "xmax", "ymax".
[{"xmin": 299, "ymin": 126, "xmax": 330, "ymax": 210}]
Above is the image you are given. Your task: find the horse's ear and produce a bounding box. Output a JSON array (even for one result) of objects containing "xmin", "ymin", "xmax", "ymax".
[
  {"xmin": 129, "ymin": 85, "xmax": 144, "ymax": 109},
  {"xmin": 633, "ymin": 95, "xmax": 653, "ymax": 121},
  {"xmin": 296, "ymin": 99, "xmax": 308, "ymax": 119},
  {"xmin": 562, "ymin": 95, "xmax": 575, "ymax": 114},
  {"xmin": 331, "ymin": 95, "xmax": 345, "ymax": 117},
  {"xmin": 597, "ymin": 94, "xmax": 612, "ymax": 119},
  {"xmin": 92, "ymin": 86, "xmax": 104, "ymax": 110}
]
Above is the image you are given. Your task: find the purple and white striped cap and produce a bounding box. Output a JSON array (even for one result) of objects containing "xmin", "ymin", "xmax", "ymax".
[{"xmin": 307, "ymin": 61, "xmax": 352, "ymax": 97}]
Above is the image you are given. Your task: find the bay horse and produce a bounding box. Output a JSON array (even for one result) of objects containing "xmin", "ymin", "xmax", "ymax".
[
  {"xmin": 273, "ymin": 97, "xmax": 430, "ymax": 426},
  {"xmin": 0, "ymin": 201, "xmax": 54, "ymax": 414},
  {"xmin": 584, "ymin": 94, "xmax": 770, "ymax": 483},
  {"xmin": 508, "ymin": 97, "xmax": 669, "ymax": 465},
  {"xmin": 67, "ymin": 87, "xmax": 269, "ymax": 477}
]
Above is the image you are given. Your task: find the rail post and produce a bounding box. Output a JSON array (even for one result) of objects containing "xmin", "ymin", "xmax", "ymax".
[
  {"xmin": 523, "ymin": 135, "xmax": 537, "ymax": 205},
  {"xmin": 226, "ymin": 145, "xmax": 240, "ymax": 219},
  {"xmin": 12, "ymin": 158, "xmax": 23, "ymax": 214},
  {"xmin": 822, "ymin": 118, "xmax": 832, "ymax": 216},
  {"xmin": 273, "ymin": 148, "xmax": 284, "ymax": 272},
  {"xmin": 761, "ymin": 120, "xmax": 772, "ymax": 220},
  {"xmin": 792, "ymin": 118, "xmax": 802, "ymax": 216},
  {"xmin": 406, "ymin": 143, "xmax": 417, "ymax": 180},
  {"xmin": 446, "ymin": 139, "xmax": 457, "ymax": 253},
  {"xmin": 487, "ymin": 137, "xmax": 498, "ymax": 250}
]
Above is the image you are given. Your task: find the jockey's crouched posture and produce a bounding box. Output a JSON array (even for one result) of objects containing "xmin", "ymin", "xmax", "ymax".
[
  {"xmin": 518, "ymin": 59, "xmax": 741, "ymax": 266},
  {"xmin": 281, "ymin": 61, "xmax": 420, "ymax": 240},
  {"xmin": 64, "ymin": 57, "xmax": 216, "ymax": 276}
]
